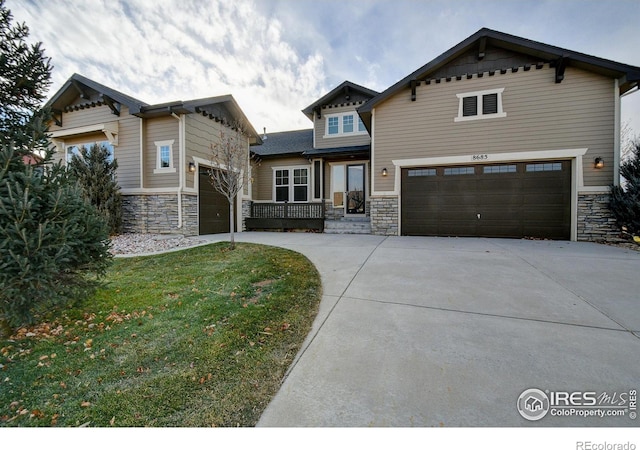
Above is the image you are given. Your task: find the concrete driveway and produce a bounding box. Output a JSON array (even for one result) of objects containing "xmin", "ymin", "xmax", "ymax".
[{"xmin": 205, "ymin": 232, "xmax": 640, "ymax": 426}]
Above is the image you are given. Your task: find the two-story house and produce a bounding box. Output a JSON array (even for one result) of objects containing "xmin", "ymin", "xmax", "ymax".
[{"xmin": 46, "ymin": 28, "xmax": 640, "ymax": 242}]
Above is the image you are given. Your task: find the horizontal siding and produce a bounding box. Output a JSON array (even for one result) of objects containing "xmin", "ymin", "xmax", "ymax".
[
  {"xmin": 315, "ymin": 104, "xmax": 371, "ymax": 149},
  {"xmin": 373, "ymin": 66, "xmax": 615, "ymax": 192},
  {"xmin": 144, "ymin": 116, "xmax": 179, "ymax": 188},
  {"xmin": 49, "ymin": 106, "xmax": 141, "ymax": 190},
  {"xmin": 115, "ymin": 109, "xmax": 141, "ymax": 189},
  {"xmin": 185, "ymin": 113, "xmax": 251, "ymax": 194},
  {"xmin": 51, "ymin": 104, "xmax": 116, "ymax": 130},
  {"xmin": 253, "ymin": 156, "xmax": 309, "ymax": 201}
]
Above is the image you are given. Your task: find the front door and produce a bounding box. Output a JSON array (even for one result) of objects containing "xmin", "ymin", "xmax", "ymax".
[{"xmin": 346, "ymin": 164, "xmax": 365, "ymax": 215}]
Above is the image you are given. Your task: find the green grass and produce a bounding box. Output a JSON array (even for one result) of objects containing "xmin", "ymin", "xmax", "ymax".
[{"xmin": 0, "ymin": 242, "xmax": 322, "ymax": 427}]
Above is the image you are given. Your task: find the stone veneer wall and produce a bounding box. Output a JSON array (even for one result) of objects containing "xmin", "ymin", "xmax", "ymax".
[
  {"xmin": 370, "ymin": 196, "xmax": 399, "ymax": 236},
  {"xmin": 577, "ymin": 192, "xmax": 621, "ymax": 242},
  {"xmin": 122, "ymin": 193, "xmax": 198, "ymax": 236},
  {"xmin": 242, "ymin": 199, "xmax": 252, "ymax": 231},
  {"xmin": 324, "ymin": 199, "xmax": 372, "ymax": 220}
]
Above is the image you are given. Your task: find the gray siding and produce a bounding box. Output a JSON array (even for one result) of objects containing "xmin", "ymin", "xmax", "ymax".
[
  {"xmin": 185, "ymin": 113, "xmax": 251, "ymax": 194},
  {"xmin": 116, "ymin": 110, "xmax": 141, "ymax": 189},
  {"xmin": 373, "ymin": 65, "xmax": 615, "ymax": 192},
  {"xmin": 315, "ymin": 104, "xmax": 371, "ymax": 149},
  {"xmin": 49, "ymin": 104, "xmax": 141, "ymax": 189},
  {"xmin": 144, "ymin": 116, "xmax": 179, "ymax": 188}
]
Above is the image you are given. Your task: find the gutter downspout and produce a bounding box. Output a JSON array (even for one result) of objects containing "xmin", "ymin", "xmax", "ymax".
[
  {"xmin": 613, "ymin": 78, "xmax": 621, "ymax": 187},
  {"xmin": 171, "ymin": 112, "xmax": 185, "ymax": 230}
]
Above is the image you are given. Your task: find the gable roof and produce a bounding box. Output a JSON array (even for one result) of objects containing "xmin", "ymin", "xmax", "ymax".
[
  {"xmin": 358, "ymin": 28, "xmax": 640, "ymax": 124},
  {"xmin": 46, "ymin": 73, "xmax": 149, "ymax": 114},
  {"xmin": 302, "ymin": 80, "xmax": 379, "ymax": 120},
  {"xmin": 46, "ymin": 73, "xmax": 262, "ymax": 145},
  {"xmin": 252, "ymin": 129, "xmax": 313, "ymax": 157}
]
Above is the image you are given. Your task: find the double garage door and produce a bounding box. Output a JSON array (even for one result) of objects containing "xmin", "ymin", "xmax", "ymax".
[{"xmin": 401, "ymin": 161, "xmax": 571, "ymax": 239}]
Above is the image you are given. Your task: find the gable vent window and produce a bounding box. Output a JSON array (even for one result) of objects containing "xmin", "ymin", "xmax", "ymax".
[{"xmin": 455, "ymin": 88, "xmax": 506, "ymax": 122}]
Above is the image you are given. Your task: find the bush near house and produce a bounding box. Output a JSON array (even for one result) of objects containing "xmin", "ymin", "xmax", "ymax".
[
  {"xmin": 610, "ymin": 141, "xmax": 640, "ymax": 238},
  {"xmin": 0, "ymin": 146, "xmax": 112, "ymax": 335},
  {"xmin": 68, "ymin": 144, "xmax": 123, "ymax": 235}
]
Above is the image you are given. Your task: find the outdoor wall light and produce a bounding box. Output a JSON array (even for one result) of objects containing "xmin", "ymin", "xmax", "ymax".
[
  {"xmin": 381, "ymin": 167, "xmax": 388, "ymax": 176},
  {"xmin": 594, "ymin": 157, "xmax": 604, "ymax": 169},
  {"xmin": 188, "ymin": 161, "xmax": 196, "ymax": 173}
]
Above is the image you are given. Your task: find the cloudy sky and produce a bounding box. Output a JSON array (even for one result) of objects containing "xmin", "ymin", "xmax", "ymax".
[{"xmin": 8, "ymin": 0, "xmax": 640, "ymax": 136}]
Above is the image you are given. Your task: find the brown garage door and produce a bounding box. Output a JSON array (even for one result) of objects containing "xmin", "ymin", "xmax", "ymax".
[
  {"xmin": 401, "ymin": 161, "xmax": 571, "ymax": 239},
  {"xmin": 198, "ymin": 167, "xmax": 236, "ymax": 235}
]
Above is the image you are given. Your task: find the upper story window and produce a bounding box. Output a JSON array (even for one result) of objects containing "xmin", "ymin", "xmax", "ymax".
[
  {"xmin": 154, "ymin": 139, "xmax": 176, "ymax": 174},
  {"xmin": 455, "ymin": 88, "xmax": 506, "ymax": 122},
  {"xmin": 324, "ymin": 112, "xmax": 368, "ymax": 137}
]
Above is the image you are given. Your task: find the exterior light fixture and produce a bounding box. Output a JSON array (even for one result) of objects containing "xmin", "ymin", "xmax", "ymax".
[
  {"xmin": 594, "ymin": 157, "xmax": 604, "ymax": 169},
  {"xmin": 381, "ymin": 167, "xmax": 388, "ymax": 176},
  {"xmin": 188, "ymin": 161, "xmax": 196, "ymax": 173}
]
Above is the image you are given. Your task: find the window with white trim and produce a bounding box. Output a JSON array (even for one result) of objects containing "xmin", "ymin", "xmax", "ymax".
[
  {"xmin": 273, "ymin": 166, "xmax": 310, "ymax": 202},
  {"xmin": 154, "ymin": 139, "xmax": 175, "ymax": 173},
  {"xmin": 324, "ymin": 112, "xmax": 368, "ymax": 137},
  {"xmin": 455, "ymin": 88, "xmax": 506, "ymax": 122}
]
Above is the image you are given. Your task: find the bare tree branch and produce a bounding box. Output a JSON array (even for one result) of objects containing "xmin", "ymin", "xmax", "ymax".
[{"xmin": 207, "ymin": 120, "xmax": 249, "ymax": 249}]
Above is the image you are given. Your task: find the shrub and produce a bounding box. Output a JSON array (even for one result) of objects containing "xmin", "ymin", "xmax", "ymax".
[
  {"xmin": 0, "ymin": 145, "xmax": 112, "ymax": 333},
  {"xmin": 68, "ymin": 144, "xmax": 123, "ymax": 235},
  {"xmin": 610, "ymin": 141, "xmax": 640, "ymax": 236}
]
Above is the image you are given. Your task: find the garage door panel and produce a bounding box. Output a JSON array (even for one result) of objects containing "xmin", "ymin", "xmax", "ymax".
[{"xmin": 401, "ymin": 160, "xmax": 570, "ymax": 239}]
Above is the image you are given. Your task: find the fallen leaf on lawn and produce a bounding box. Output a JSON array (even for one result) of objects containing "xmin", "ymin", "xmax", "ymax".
[
  {"xmin": 281, "ymin": 323, "xmax": 290, "ymax": 331},
  {"xmin": 59, "ymin": 382, "xmax": 67, "ymax": 389},
  {"xmin": 30, "ymin": 409, "xmax": 44, "ymax": 419},
  {"xmin": 110, "ymin": 416, "xmax": 115, "ymax": 426},
  {"xmin": 38, "ymin": 355, "xmax": 49, "ymax": 361},
  {"xmin": 80, "ymin": 401, "xmax": 91, "ymax": 407},
  {"xmin": 51, "ymin": 414, "xmax": 59, "ymax": 426},
  {"xmin": 84, "ymin": 339, "xmax": 93, "ymax": 349}
]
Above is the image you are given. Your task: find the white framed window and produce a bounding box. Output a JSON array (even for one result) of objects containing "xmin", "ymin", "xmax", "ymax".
[
  {"xmin": 273, "ymin": 166, "xmax": 310, "ymax": 202},
  {"xmin": 324, "ymin": 112, "xmax": 368, "ymax": 137},
  {"xmin": 455, "ymin": 88, "xmax": 506, "ymax": 122},
  {"xmin": 154, "ymin": 139, "xmax": 176, "ymax": 173}
]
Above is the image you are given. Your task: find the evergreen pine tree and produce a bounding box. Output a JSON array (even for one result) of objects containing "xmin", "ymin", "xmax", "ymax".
[
  {"xmin": 69, "ymin": 144, "xmax": 123, "ymax": 235},
  {"xmin": 0, "ymin": 1, "xmax": 112, "ymax": 335},
  {"xmin": 610, "ymin": 141, "xmax": 640, "ymax": 237}
]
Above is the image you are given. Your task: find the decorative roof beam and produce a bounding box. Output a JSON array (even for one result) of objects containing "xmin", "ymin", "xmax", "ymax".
[
  {"xmin": 71, "ymin": 79, "xmax": 89, "ymax": 99},
  {"xmin": 51, "ymin": 109, "xmax": 62, "ymax": 127},
  {"xmin": 410, "ymin": 80, "xmax": 417, "ymax": 101},
  {"xmin": 101, "ymin": 95, "xmax": 121, "ymax": 116},
  {"xmin": 554, "ymin": 56, "xmax": 568, "ymax": 83}
]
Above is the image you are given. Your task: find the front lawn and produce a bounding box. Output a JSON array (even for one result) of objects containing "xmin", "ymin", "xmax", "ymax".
[{"xmin": 0, "ymin": 242, "xmax": 322, "ymax": 427}]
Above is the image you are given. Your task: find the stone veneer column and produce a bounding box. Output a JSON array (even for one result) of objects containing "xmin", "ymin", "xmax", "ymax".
[
  {"xmin": 241, "ymin": 199, "xmax": 252, "ymax": 231},
  {"xmin": 577, "ymin": 192, "xmax": 621, "ymax": 242},
  {"xmin": 370, "ymin": 196, "xmax": 399, "ymax": 236}
]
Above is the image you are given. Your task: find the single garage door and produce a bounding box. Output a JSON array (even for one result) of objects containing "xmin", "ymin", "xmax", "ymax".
[
  {"xmin": 198, "ymin": 167, "xmax": 236, "ymax": 235},
  {"xmin": 401, "ymin": 161, "xmax": 571, "ymax": 239}
]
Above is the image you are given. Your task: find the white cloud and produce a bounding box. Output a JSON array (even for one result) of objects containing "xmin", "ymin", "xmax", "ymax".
[{"xmin": 7, "ymin": 0, "xmax": 640, "ymax": 135}]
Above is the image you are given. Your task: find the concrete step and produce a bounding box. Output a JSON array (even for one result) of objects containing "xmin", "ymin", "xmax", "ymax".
[{"xmin": 324, "ymin": 219, "xmax": 372, "ymax": 234}]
